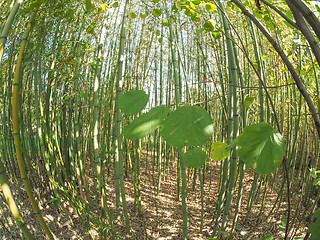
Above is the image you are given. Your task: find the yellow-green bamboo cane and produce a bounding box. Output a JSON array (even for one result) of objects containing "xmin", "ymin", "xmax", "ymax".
[
  {"xmin": 12, "ymin": 12, "xmax": 54, "ymax": 240},
  {"xmin": 0, "ymin": 160, "xmax": 34, "ymax": 239},
  {"xmin": 0, "ymin": 0, "xmax": 22, "ymax": 63}
]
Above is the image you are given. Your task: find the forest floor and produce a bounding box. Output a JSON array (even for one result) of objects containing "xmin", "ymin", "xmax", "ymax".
[{"xmin": 0, "ymin": 149, "xmax": 308, "ymax": 240}]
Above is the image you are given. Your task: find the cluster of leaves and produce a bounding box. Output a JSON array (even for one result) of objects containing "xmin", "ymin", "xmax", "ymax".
[
  {"xmin": 119, "ymin": 90, "xmax": 213, "ymax": 168},
  {"xmin": 310, "ymin": 168, "xmax": 320, "ymax": 186},
  {"xmin": 85, "ymin": 0, "xmax": 119, "ymax": 35},
  {"xmin": 119, "ymin": 90, "xmax": 285, "ymax": 174}
]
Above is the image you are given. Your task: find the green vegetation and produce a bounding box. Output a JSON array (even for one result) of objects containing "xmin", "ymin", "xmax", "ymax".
[{"xmin": 0, "ymin": 0, "xmax": 320, "ymax": 239}]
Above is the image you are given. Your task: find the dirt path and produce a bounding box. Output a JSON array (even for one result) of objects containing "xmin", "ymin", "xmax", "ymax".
[{"xmin": 0, "ymin": 150, "xmax": 308, "ymax": 239}]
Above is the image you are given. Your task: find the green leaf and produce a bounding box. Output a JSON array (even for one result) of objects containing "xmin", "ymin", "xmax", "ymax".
[
  {"xmin": 204, "ymin": 20, "xmax": 215, "ymax": 31},
  {"xmin": 162, "ymin": 21, "xmax": 169, "ymax": 27},
  {"xmin": 260, "ymin": 236, "xmax": 274, "ymax": 240},
  {"xmin": 184, "ymin": 148, "xmax": 206, "ymax": 168},
  {"xmin": 48, "ymin": 197, "xmax": 61, "ymax": 204},
  {"xmin": 160, "ymin": 105, "xmax": 213, "ymax": 147},
  {"xmin": 211, "ymin": 142, "xmax": 230, "ymax": 161},
  {"xmin": 226, "ymin": 137, "xmax": 238, "ymax": 151},
  {"xmin": 279, "ymin": 217, "xmax": 287, "ymax": 231},
  {"xmin": 313, "ymin": 178, "xmax": 320, "ymax": 186},
  {"xmin": 153, "ymin": 9, "xmax": 162, "ymax": 17},
  {"xmin": 244, "ymin": 96, "xmax": 254, "ymax": 108},
  {"xmin": 212, "ymin": 31, "xmax": 221, "ymax": 39},
  {"xmin": 140, "ymin": 12, "xmax": 149, "ymax": 19},
  {"xmin": 86, "ymin": 23, "xmax": 96, "ymax": 34},
  {"xmin": 253, "ymin": 8, "xmax": 263, "ymax": 19},
  {"xmin": 288, "ymin": 77, "xmax": 294, "ymax": 84},
  {"xmin": 266, "ymin": 21, "xmax": 275, "ymax": 30},
  {"xmin": 118, "ymin": 90, "xmax": 149, "ymax": 115},
  {"xmin": 100, "ymin": 4, "xmax": 108, "ymax": 10},
  {"xmin": 261, "ymin": 55, "xmax": 267, "ymax": 61},
  {"xmin": 129, "ymin": 11, "xmax": 137, "ymax": 19},
  {"xmin": 310, "ymin": 168, "xmax": 318, "ymax": 179},
  {"xmin": 205, "ymin": 3, "xmax": 216, "ymax": 12},
  {"xmin": 192, "ymin": 0, "xmax": 201, "ymax": 5},
  {"xmin": 25, "ymin": 0, "xmax": 43, "ymax": 11},
  {"xmin": 218, "ymin": 231, "xmax": 229, "ymax": 237},
  {"xmin": 175, "ymin": 1, "xmax": 182, "ymax": 11},
  {"xmin": 191, "ymin": 14, "xmax": 201, "ymax": 22},
  {"xmin": 112, "ymin": 2, "xmax": 118, "ymax": 8},
  {"xmin": 122, "ymin": 105, "xmax": 170, "ymax": 140},
  {"xmin": 85, "ymin": 0, "xmax": 94, "ymax": 12},
  {"xmin": 283, "ymin": 20, "xmax": 295, "ymax": 29},
  {"xmin": 237, "ymin": 122, "xmax": 284, "ymax": 174}
]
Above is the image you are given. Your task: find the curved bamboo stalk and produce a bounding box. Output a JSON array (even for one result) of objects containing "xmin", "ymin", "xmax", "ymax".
[
  {"xmin": 231, "ymin": 0, "xmax": 320, "ymax": 138},
  {"xmin": 287, "ymin": 0, "xmax": 320, "ymax": 40},
  {"xmin": 12, "ymin": 12, "xmax": 54, "ymax": 240}
]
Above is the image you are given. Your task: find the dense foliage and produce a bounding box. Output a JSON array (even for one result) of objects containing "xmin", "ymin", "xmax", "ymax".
[{"xmin": 1, "ymin": 0, "xmax": 320, "ymax": 239}]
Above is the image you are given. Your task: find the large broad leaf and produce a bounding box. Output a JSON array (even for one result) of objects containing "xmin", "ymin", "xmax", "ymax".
[
  {"xmin": 237, "ymin": 122, "xmax": 284, "ymax": 174},
  {"xmin": 183, "ymin": 148, "xmax": 206, "ymax": 168},
  {"xmin": 118, "ymin": 90, "xmax": 149, "ymax": 115},
  {"xmin": 160, "ymin": 105, "xmax": 213, "ymax": 147},
  {"xmin": 309, "ymin": 208, "xmax": 320, "ymax": 240},
  {"xmin": 122, "ymin": 105, "xmax": 170, "ymax": 140},
  {"xmin": 211, "ymin": 142, "xmax": 230, "ymax": 161}
]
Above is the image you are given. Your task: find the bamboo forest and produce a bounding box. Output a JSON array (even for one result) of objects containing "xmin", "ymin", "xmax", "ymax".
[{"xmin": 2, "ymin": 0, "xmax": 320, "ymax": 239}]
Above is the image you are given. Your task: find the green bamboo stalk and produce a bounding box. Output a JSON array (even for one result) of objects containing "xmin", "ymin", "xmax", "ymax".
[
  {"xmin": 164, "ymin": 3, "xmax": 187, "ymax": 239},
  {"xmin": 213, "ymin": 0, "xmax": 240, "ymax": 237},
  {"xmin": 114, "ymin": 0, "xmax": 130, "ymax": 233},
  {"xmin": 0, "ymin": 0, "xmax": 21, "ymax": 64}
]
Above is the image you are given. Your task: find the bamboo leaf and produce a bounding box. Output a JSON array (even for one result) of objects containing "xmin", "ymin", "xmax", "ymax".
[
  {"xmin": 278, "ymin": 217, "xmax": 287, "ymax": 231},
  {"xmin": 237, "ymin": 122, "xmax": 284, "ymax": 174},
  {"xmin": 244, "ymin": 96, "xmax": 254, "ymax": 108},
  {"xmin": 86, "ymin": 23, "xmax": 96, "ymax": 34},
  {"xmin": 100, "ymin": 4, "xmax": 108, "ymax": 10},
  {"xmin": 160, "ymin": 105, "xmax": 213, "ymax": 147},
  {"xmin": 260, "ymin": 236, "xmax": 274, "ymax": 240},
  {"xmin": 184, "ymin": 147, "xmax": 206, "ymax": 168},
  {"xmin": 212, "ymin": 31, "xmax": 221, "ymax": 39},
  {"xmin": 129, "ymin": 11, "xmax": 137, "ymax": 19},
  {"xmin": 118, "ymin": 90, "xmax": 149, "ymax": 115},
  {"xmin": 205, "ymin": 3, "xmax": 216, "ymax": 12},
  {"xmin": 122, "ymin": 105, "xmax": 170, "ymax": 140},
  {"xmin": 85, "ymin": 0, "xmax": 94, "ymax": 12},
  {"xmin": 153, "ymin": 9, "xmax": 162, "ymax": 17},
  {"xmin": 162, "ymin": 21, "xmax": 169, "ymax": 27}
]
